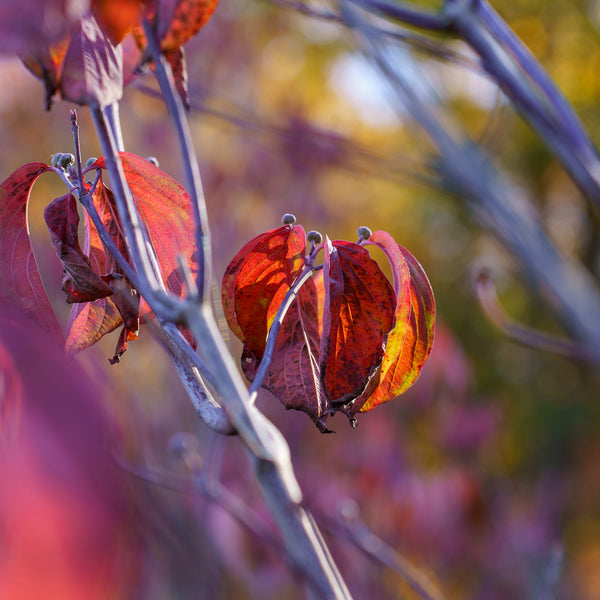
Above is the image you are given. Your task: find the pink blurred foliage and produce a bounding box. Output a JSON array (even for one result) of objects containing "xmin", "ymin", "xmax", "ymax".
[{"xmin": 0, "ymin": 302, "xmax": 140, "ymax": 600}]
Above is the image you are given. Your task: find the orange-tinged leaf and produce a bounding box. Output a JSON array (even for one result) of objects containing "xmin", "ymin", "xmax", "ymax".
[
  {"xmin": 92, "ymin": 0, "xmax": 144, "ymax": 45},
  {"xmin": 89, "ymin": 153, "xmax": 198, "ymax": 300},
  {"xmin": 21, "ymin": 37, "xmax": 70, "ymax": 109},
  {"xmin": 321, "ymin": 238, "xmax": 395, "ymax": 407},
  {"xmin": 152, "ymin": 0, "xmax": 220, "ymax": 52},
  {"xmin": 357, "ymin": 230, "xmax": 435, "ymax": 413},
  {"xmin": 222, "ymin": 224, "xmax": 306, "ymax": 359},
  {"xmin": 0, "ymin": 163, "xmax": 62, "ymax": 342}
]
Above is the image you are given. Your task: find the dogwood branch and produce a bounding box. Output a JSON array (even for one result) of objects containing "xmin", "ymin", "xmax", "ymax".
[
  {"xmin": 143, "ymin": 19, "xmax": 211, "ymax": 304},
  {"xmin": 341, "ymin": 0, "xmax": 600, "ymax": 360}
]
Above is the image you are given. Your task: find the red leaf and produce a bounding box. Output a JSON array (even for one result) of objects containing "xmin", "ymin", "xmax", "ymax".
[
  {"xmin": 356, "ymin": 231, "xmax": 435, "ymax": 413},
  {"xmin": 21, "ymin": 37, "xmax": 70, "ymax": 110},
  {"xmin": 88, "ymin": 153, "xmax": 199, "ymax": 300},
  {"xmin": 145, "ymin": 0, "xmax": 220, "ymax": 52},
  {"xmin": 221, "ymin": 224, "xmax": 306, "ymax": 359},
  {"xmin": 242, "ymin": 278, "xmax": 329, "ymax": 425},
  {"xmin": 60, "ymin": 13, "xmax": 123, "ymax": 107},
  {"xmin": 92, "ymin": 0, "xmax": 144, "ymax": 45},
  {"xmin": 321, "ymin": 239, "xmax": 395, "ymax": 407},
  {"xmin": 44, "ymin": 193, "xmax": 114, "ymax": 303},
  {"xmin": 166, "ymin": 47, "xmax": 189, "ymax": 110},
  {"xmin": 0, "ymin": 163, "xmax": 62, "ymax": 342},
  {"xmin": 66, "ymin": 183, "xmax": 129, "ymax": 354}
]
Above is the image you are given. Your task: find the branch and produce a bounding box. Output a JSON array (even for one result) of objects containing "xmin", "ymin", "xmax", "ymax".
[
  {"xmin": 340, "ymin": 0, "xmax": 600, "ymax": 359},
  {"xmin": 533, "ymin": 543, "xmax": 564, "ymax": 600},
  {"xmin": 473, "ymin": 269, "xmax": 598, "ymax": 363},
  {"xmin": 337, "ymin": 500, "xmax": 447, "ymax": 600},
  {"xmin": 249, "ymin": 263, "xmax": 316, "ymax": 399},
  {"xmin": 477, "ymin": 0, "xmax": 593, "ymax": 157},
  {"xmin": 143, "ymin": 19, "xmax": 211, "ymax": 304},
  {"xmin": 89, "ymin": 103, "xmax": 180, "ymax": 320}
]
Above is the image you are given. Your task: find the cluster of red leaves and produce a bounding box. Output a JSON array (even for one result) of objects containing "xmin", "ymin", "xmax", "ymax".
[
  {"xmin": 0, "ymin": 153, "xmax": 197, "ymax": 363},
  {"xmin": 222, "ymin": 221, "xmax": 435, "ymax": 431},
  {"xmin": 13, "ymin": 0, "xmax": 219, "ymax": 109}
]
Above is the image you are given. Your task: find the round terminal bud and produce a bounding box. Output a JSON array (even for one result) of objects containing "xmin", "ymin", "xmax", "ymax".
[
  {"xmin": 85, "ymin": 157, "xmax": 98, "ymax": 168},
  {"xmin": 306, "ymin": 230, "xmax": 323, "ymax": 244},
  {"xmin": 357, "ymin": 226, "xmax": 372, "ymax": 240},
  {"xmin": 282, "ymin": 213, "xmax": 296, "ymax": 225},
  {"xmin": 146, "ymin": 156, "xmax": 159, "ymax": 167},
  {"xmin": 59, "ymin": 153, "xmax": 75, "ymax": 169},
  {"xmin": 51, "ymin": 153, "xmax": 62, "ymax": 168}
]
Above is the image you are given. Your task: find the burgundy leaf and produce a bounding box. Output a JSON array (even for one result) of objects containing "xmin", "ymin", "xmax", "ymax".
[
  {"xmin": 242, "ymin": 277, "xmax": 329, "ymax": 426},
  {"xmin": 60, "ymin": 13, "xmax": 123, "ymax": 107},
  {"xmin": 44, "ymin": 193, "xmax": 114, "ymax": 303},
  {"xmin": 320, "ymin": 238, "xmax": 395, "ymax": 407},
  {"xmin": 0, "ymin": 163, "xmax": 62, "ymax": 342}
]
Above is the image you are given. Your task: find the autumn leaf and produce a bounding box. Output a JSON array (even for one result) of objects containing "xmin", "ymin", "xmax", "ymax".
[
  {"xmin": 353, "ymin": 230, "xmax": 435, "ymax": 414},
  {"xmin": 143, "ymin": 0, "xmax": 220, "ymax": 53},
  {"xmin": 0, "ymin": 163, "xmax": 63, "ymax": 343},
  {"xmin": 92, "ymin": 0, "xmax": 144, "ymax": 45},
  {"xmin": 65, "ymin": 184, "xmax": 137, "ymax": 358},
  {"xmin": 44, "ymin": 193, "xmax": 114, "ymax": 303},
  {"xmin": 222, "ymin": 224, "xmax": 306, "ymax": 359},
  {"xmin": 60, "ymin": 13, "xmax": 123, "ymax": 107},
  {"xmin": 321, "ymin": 238, "xmax": 395, "ymax": 408},
  {"xmin": 63, "ymin": 153, "xmax": 197, "ymax": 360},
  {"xmin": 222, "ymin": 221, "xmax": 435, "ymax": 431}
]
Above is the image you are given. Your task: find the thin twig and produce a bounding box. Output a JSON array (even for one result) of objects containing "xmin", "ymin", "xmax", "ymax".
[
  {"xmin": 348, "ymin": 0, "xmax": 449, "ymax": 30},
  {"xmin": 533, "ymin": 543, "xmax": 565, "ymax": 600},
  {"xmin": 142, "ymin": 19, "xmax": 211, "ymax": 304},
  {"xmin": 337, "ymin": 499, "xmax": 447, "ymax": 600},
  {"xmin": 477, "ymin": 0, "xmax": 593, "ymax": 157},
  {"xmin": 473, "ymin": 269, "xmax": 599, "ymax": 362},
  {"xmin": 249, "ymin": 264, "xmax": 316, "ymax": 399}
]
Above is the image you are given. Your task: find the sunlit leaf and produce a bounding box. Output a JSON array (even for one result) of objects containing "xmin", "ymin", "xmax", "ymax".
[
  {"xmin": 149, "ymin": 0, "xmax": 220, "ymax": 52},
  {"xmin": 0, "ymin": 163, "xmax": 62, "ymax": 342},
  {"xmin": 88, "ymin": 153, "xmax": 198, "ymax": 300},
  {"xmin": 243, "ymin": 278, "xmax": 330, "ymax": 426},
  {"xmin": 222, "ymin": 224, "xmax": 306, "ymax": 359},
  {"xmin": 355, "ymin": 230, "xmax": 435, "ymax": 413},
  {"xmin": 321, "ymin": 238, "xmax": 395, "ymax": 407},
  {"xmin": 92, "ymin": 0, "xmax": 144, "ymax": 45}
]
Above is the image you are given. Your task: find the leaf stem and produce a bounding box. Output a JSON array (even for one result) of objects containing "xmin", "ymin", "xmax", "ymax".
[
  {"xmin": 142, "ymin": 19, "xmax": 211, "ymax": 304},
  {"xmin": 249, "ymin": 265, "xmax": 316, "ymax": 400},
  {"xmin": 70, "ymin": 109, "xmax": 85, "ymax": 195}
]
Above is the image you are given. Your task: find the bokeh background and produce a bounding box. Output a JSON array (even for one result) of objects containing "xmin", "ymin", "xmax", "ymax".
[{"xmin": 2, "ymin": 0, "xmax": 600, "ymax": 598}]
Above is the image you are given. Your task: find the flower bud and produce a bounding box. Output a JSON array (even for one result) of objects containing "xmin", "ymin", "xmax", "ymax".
[
  {"xmin": 357, "ymin": 226, "xmax": 372, "ymax": 240},
  {"xmin": 306, "ymin": 230, "xmax": 323, "ymax": 244},
  {"xmin": 59, "ymin": 153, "xmax": 75, "ymax": 169},
  {"xmin": 85, "ymin": 157, "xmax": 98, "ymax": 168},
  {"xmin": 282, "ymin": 213, "xmax": 296, "ymax": 225}
]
